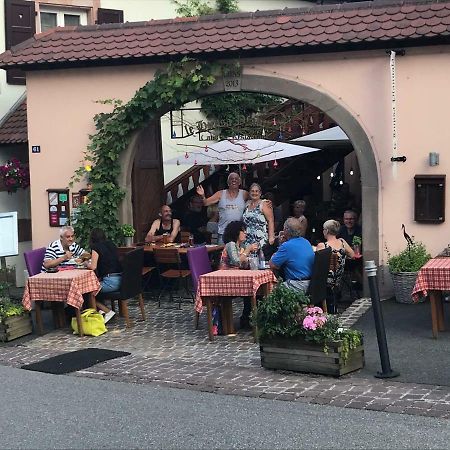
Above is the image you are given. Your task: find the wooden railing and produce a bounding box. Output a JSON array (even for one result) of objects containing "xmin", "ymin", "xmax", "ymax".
[{"xmin": 163, "ymin": 165, "xmax": 216, "ymax": 205}]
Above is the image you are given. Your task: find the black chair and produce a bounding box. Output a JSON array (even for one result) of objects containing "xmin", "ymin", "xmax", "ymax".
[
  {"xmin": 307, "ymin": 247, "xmax": 332, "ymax": 312},
  {"xmin": 96, "ymin": 247, "xmax": 146, "ymax": 328}
]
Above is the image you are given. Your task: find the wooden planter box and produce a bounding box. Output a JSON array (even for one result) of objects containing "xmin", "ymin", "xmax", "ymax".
[
  {"xmin": 260, "ymin": 336, "xmax": 364, "ymax": 377},
  {"xmin": 0, "ymin": 313, "xmax": 33, "ymax": 342}
]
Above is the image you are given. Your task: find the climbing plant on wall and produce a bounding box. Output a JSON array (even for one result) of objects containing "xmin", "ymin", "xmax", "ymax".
[{"xmin": 70, "ymin": 58, "xmax": 217, "ymax": 247}]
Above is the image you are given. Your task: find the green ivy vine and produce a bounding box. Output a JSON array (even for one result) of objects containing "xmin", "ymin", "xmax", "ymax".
[{"xmin": 70, "ymin": 58, "xmax": 218, "ymax": 247}]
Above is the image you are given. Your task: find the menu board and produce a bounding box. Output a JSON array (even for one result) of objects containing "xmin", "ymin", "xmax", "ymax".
[
  {"xmin": 47, "ymin": 189, "xmax": 70, "ymax": 227},
  {"xmin": 0, "ymin": 212, "xmax": 18, "ymax": 257}
]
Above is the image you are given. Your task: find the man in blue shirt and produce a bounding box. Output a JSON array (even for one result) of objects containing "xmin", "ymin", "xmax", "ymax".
[{"xmin": 269, "ymin": 217, "xmax": 314, "ymax": 292}]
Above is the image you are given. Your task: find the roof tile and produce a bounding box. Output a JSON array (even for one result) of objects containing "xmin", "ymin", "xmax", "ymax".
[
  {"xmin": 1, "ymin": 0, "xmax": 450, "ymax": 69},
  {"xmin": 0, "ymin": 98, "xmax": 27, "ymax": 145}
]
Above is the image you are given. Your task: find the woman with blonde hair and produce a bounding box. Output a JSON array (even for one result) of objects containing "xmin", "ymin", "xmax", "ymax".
[{"xmin": 316, "ymin": 219, "xmax": 355, "ymax": 290}]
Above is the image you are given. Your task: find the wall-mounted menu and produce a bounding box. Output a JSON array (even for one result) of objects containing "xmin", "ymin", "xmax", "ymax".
[{"xmin": 47, "ymin": 189, "xmax": 70, "ymax": 227}]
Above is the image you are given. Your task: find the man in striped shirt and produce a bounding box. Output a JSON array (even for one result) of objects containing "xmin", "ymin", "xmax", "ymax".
[{"xmin": 42, "ymin": 226, "xmax": 90, "ymax": 272}]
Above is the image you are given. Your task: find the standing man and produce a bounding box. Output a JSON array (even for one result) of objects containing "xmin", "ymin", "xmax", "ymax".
[
  {"xmin": 338, "ymin": 210, "xmax": 362, "ymax": 246},
  {"xmin": 269, "ymin": 217, "xmax": 314, "ymax": 293},
  {"xmin": 42, "ymin": 225, "xmax": 90, "ymax": 272},
  {"xmin": 182, "ymin": 195, "xmax": 208, "ymax": 244},
  {"xmin": 196, "ymin": 172, "xmax": 248, "ymax": 244},
  {"xmin": 145, "ymin": 205, "xmax": 181, "ymax": 243}
]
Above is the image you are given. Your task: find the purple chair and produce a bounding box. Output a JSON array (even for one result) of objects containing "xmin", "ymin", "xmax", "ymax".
[
  {"xmin": 24, "ymin": 247, "xmax": 64, "ymax": 332},
  {"xmin": 24, "ymin": 247, "xmax": 46, "ymax": 276},
  {"xmin": 187, "ymin": 246, "xmax": 213, "ymax": 329}
]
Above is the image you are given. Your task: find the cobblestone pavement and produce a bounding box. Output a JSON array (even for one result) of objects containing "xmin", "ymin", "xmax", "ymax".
[{"xmin": 0, "ymin": 297, "xmax": 449, "ymax": 420}]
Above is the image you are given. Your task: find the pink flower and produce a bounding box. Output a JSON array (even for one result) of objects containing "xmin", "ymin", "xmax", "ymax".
[
  {"xmin": 303, "ymin": 315, "xmax": 317, "ymax": 330},
  {"xmin": 306, "ymin": 306, "xmax": 323, "ymax": 315}
]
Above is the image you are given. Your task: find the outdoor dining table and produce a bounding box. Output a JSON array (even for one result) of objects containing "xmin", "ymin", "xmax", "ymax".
[
  {"xmin": 119, "ymin": 243, "xmax": 224, "ymax": 255},
  {"xmin": 22, "ymin": 268, "xmax": 101, "ymax": 337},
  {"xmin": 195, "ymin": 269, "xmax": 277, "ymax": 342},
  {"xmin": 412, "ymin": 258, "xmax": 448, "ymax": 338}
]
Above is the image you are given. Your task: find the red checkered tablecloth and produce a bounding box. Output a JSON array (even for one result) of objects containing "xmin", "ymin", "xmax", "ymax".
[
  {"xmin": 195, "ymin": 269, "xmax": 277, "ymax": 313},
  {"xmin": 412, "ymin": 258, "xmax": 450, "ymax": 302},
  {"xmin": 22, "ymin": 269, "xmax": 101, "ymax": 310}
]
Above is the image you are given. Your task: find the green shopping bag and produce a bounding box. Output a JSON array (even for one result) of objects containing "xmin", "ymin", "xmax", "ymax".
[{"xmin": 71, "ymin": 308, "xmax": 107, "ymax": 337}]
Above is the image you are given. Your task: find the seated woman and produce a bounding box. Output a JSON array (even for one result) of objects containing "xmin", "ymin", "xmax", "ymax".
[
  {"xmin": 220, "ymin": 221, "xmax": 258, "ymax": 329},
  {"xmin": 84, "ymin": 228, "xmax": 123, "ymax": 323},
  {"xmin": 316, "ymin": 219, "xmax": 355, "ymax": 291}
]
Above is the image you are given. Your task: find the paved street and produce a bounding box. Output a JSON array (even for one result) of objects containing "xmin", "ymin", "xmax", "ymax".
[
  {"xmin": 0, "ymin": 297, "xmax": 449, "ymax": 423},
  {"xmin": 1, "ymin": 364, "xmax": 449, "ymax": 449}
]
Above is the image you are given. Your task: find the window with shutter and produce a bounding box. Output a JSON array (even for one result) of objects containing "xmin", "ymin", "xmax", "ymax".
[
  {"xmin": 97, "ymin": 8, "xmax": 124, "ymax": 24},
  {"xmin": 4, "ymin": 0, "xmax": 36, "ymax": 85}
]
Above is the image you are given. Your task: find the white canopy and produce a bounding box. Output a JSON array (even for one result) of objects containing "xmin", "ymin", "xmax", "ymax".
[
  {"xmin": 290, "ymin": 126, "xmax": 350, "ymax": 149},
  {"xmin": 164, "ymin": 138, "xmax": 319, "ymax": 165}
]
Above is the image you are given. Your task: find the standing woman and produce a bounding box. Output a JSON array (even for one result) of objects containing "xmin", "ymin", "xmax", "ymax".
[
  {"xmin": 196, "ymin": 172, "xmax": 248, "ymax": 244},
  {"xmin": 243, "ymin": 183, "xmax": 275, "ymax": 250},
  {"xmin": 316, "ymin": 219, "xmax": 355, "ymax": 288},
  {"xmin": 84, "ymin": 228, "xmax": 122, "ymax": 323}
]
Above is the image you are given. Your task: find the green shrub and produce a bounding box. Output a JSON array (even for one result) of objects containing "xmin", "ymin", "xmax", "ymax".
[
  {"xmin": 387, "ymin": 241, "xmax": 431, "ymax": 273},
  {"xmin": 0, "ymin": 298, "xmax": 24, "ymax": 319},
  {"xmin": 120, "ymin": 224, "xmax": 136, "ymax": 237}
]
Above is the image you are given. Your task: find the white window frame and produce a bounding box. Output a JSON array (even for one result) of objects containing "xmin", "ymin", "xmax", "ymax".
[{"xmin": 39, "ymin": 6, "xmax": 88, "ymax": 32}]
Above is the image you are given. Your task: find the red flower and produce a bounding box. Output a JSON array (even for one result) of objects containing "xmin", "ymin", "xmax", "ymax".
[{"xmin": 0, "ymin": 159, "xmax": 30, "ymax": 193}]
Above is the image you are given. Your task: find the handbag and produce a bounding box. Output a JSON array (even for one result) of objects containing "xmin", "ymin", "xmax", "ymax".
[{"xmin": 71, "ymin": 308, "xmax": 107, "ymax": 337}]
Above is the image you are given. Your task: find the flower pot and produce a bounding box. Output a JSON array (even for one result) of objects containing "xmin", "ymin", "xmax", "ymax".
[
  {"xmin": 390, "ymin": 271, "xmax": 425, "ymax": 304},
  {"xmin": 124, "ymin": 236, "xmax": 134, "ymax": 247},
  {"xmin": 260, "ymin": 336, "xmax": 364, "ymax": 377},
  {"xmin": 0, "ymin": 312, "xmax": 33, "ymax": 342}
]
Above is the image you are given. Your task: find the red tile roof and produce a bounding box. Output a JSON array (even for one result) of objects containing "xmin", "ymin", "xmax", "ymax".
[
  {"xmin": 0, "ymin": 0, "xmax": 450, "ymax": 69},
  {"xmin": 0, "ymin": 98, "xmax": 28, "ymax": 145}
]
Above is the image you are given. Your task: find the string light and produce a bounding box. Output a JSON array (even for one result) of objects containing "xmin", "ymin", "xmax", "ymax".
[
  {"xmin": 330, "ymin": 172, "xmax": 334, "ymax": 178},
  {"xmin": 261, "ymin": 128, "xmax": 266, "ymax": 137},
  {"xmin": 242, "ymin": 164, "xmax": 247, "ymax": 171},
  {"xmin": 316, "ymin": 175, "xmax": 321, "ymax": 180},
  {"xmin": 272, "ymin": 118, "xmax": 277, "ymax": 126},
  {"xmin": 204, "ymin": 145, "xmax": 208, "ymax": 152},
  {"xmin": 349, "ymin": 168, "xmax": 354, "ymax": 176},
  {"xmin": 273, "ymin": 159, "xmax": 278, "ymax": 168},
  {"xmin": 339, "ymin": 180, "xmax": 343, "ymax": 185}
]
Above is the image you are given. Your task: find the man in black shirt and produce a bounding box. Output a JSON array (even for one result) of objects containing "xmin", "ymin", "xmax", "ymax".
[
  {"xmin": 338, "ymin": 210, "xmax": 362, "ymax": 246},
  {"xmin": 182, "ymin": 195, "xmax": 208, "ymax": 244}
]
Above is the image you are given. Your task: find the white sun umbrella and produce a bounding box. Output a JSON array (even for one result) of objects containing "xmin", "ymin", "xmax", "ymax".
[
  {"xmin": 165, "ymin": 138, "xmax": 319, "ymax": 165},
  {"xmin": 290, "ymin": 126, "xmax": 350, "ymax": 149}
]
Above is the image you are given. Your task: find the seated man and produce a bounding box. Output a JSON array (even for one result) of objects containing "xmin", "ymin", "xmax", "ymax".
[
  {"xmin": 338, "ymin": 210, "xmax": 362, "ymax": 247},
  {"xmin": 145, "ymin": 205, "xmax": 180, "ymax": 243},
  {"xmin": 269, "ymin": 217, "xmax": 314, "ymax": 293},
  {"xmin": 182, "ymin": 195, "xmax": 208, "ymax": 244},
  {"xmin": 42, "ymin": 225, "xmax": 90, "ymax": 272}
]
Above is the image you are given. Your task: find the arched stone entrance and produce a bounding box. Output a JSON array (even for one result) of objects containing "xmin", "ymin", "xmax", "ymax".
[{"xmin": 119, "ymin": 73, "xmax": 379, "ymax": 265}]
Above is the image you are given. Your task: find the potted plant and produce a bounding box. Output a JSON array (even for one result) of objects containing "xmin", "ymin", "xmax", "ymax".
[
  {"xmin": 120, "ymin": 224, "xmax": 136, "ymax": 247},
  {"xmin": 386, "ymin": 239, "xmax": 431, "ymax": 304},
  {"xmin": 0, "ymin": 158, "xmax": 30, "ymax": 194},
  {"xmin": 352, "ymin": 235, "xmax": 362, "ymax": 256},
  {"xmin": 0, "ymin": 298, "xmax": 32, "ymax": 342},
  {"xmin": 254, "ymin": 283, "xmax": 364, "ymax": 376}
]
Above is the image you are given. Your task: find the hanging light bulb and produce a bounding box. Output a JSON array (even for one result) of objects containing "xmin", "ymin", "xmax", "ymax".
[
  {"xmin": 204, "ymin": 145, "xmax": 208, "ymax": 152},
  {"xmin": 339, "ymin": 180, "xmax": 343, "ymax": 185},
  {"xmin": 272, "ymin": 117, "xmax": 277, "ymax": 126},
  {"xmin": 242, "ymin": 164, "xmax": 247, "ymax": 171},
  {"xmin": 330, "ymin": 172, "xmax": 334, "ymax": 178},
  {"xmin": 349, "ymin": 167, "xmax": 354, "ymax": 176},
  {"xmin": 172, "ymin": 130, "xmax": 177, "ymax": 138},
  {"xmin": 316, "ymin": 175, "xmax": 321, "ymax": 180},
  {"xmin": 185, "ymin": 152, "xmax": 189, "ymax": 159},
  {"xmin": 261, "ymin": 128, "xmax": 266, "ymax": 137},
  {"xmin": 273, "ymin": 159, "xmax": 278, "ymax": 168}
]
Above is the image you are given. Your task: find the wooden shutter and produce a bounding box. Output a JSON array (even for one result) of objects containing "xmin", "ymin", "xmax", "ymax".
[
  {"xmin": 4, "ymin": 0, "xmax": 36, "ymax": 85},
  {"xmin": 96, "ymin": 8, "xmax": 123, "ymax": 24}
]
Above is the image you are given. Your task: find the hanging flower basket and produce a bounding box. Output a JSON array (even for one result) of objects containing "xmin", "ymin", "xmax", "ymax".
[{"xmin": 0, "ymin": 158, "xmax": 30, "ymax": 194}]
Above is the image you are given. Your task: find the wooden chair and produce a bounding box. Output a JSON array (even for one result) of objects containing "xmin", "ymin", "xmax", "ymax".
[
  {"xmin": 307, "ymin": 247, "xmax": 332, "ymax": 313},
  {"xmin": 153, "ymin": 248, "xmax": 192, "ymax": 308},
  {"xmin": 96, "ymin": 247, "xmax": 146, "ymax": 328}
]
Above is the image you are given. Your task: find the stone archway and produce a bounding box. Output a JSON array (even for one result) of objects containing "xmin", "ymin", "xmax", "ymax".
[{"xmin": 119, "ymin": 73, "xmax": 378, "ymax": 264}]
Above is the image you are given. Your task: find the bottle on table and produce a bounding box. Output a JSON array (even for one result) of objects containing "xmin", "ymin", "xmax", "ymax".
[{"xmin": 258, "ymin": 248, "xmax": 266, "ymax": 270}]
